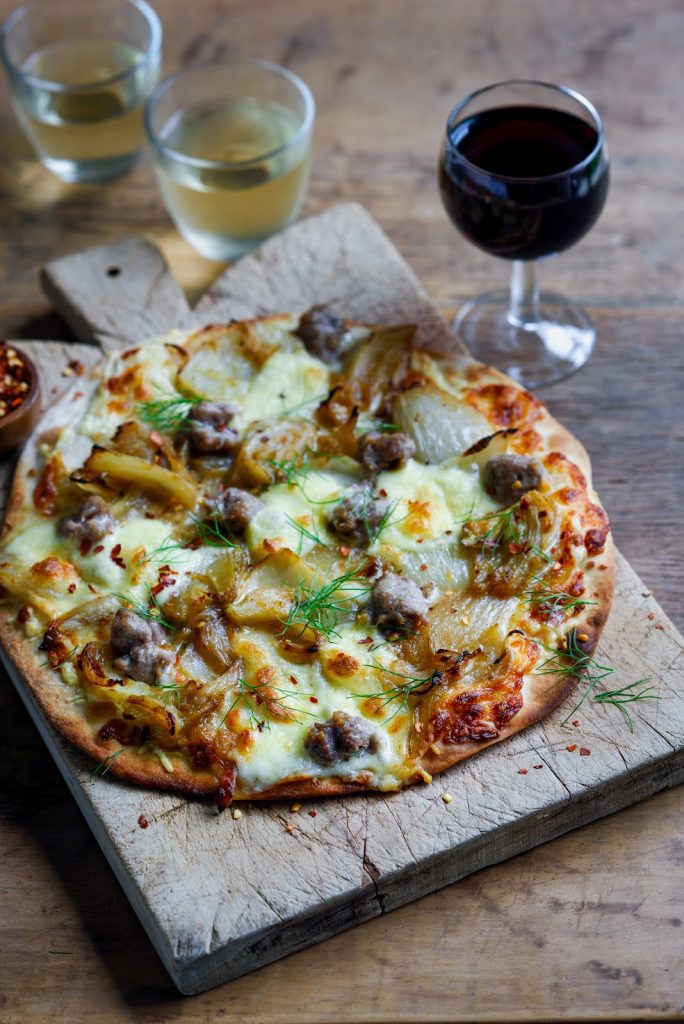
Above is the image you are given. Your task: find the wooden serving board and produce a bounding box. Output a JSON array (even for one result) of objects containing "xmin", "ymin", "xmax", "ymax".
[{"xmin": 1, "ymin": 204, "xmax": 683, "ymax": 996}]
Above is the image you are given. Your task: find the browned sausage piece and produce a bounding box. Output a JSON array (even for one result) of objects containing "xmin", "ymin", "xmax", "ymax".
[
  {"xmin": 483, "ymin": 453, "xmax": 544, "ymax": 504},
  {"xmin": 111, "ymin": 607, "xmax": 172, "ymax": 685},
  {"xmin": 58, "ymin": 495, "xmax": 114, "ymax": 545},
  {"xmin": 357, "ymin": 430, "xmax": 415, "ymax": 474},
  {"xmin": 295, "ymin": 307, "xmax": 350, "ymax": 364},
  {"xmin": 114, "ymin": 643, "xmax": 174, "ymax": 686},
  {"xmin": 370, "ymin": 572, "xmax": 428, "ymax": 635},
  {"xmin": 214, "ymin": 487, "xmax": 265, "ymax": 535},
  {"xmin": 328, "ymin": 487, "xmax": 389, "ymax": 543},
  {"xmin": 305, "ymin": 710, "xmax": 380, "ymax": 765},
  {"xmin": 184, "ymin": 401, "xmax": 240, "ymax": 455}
]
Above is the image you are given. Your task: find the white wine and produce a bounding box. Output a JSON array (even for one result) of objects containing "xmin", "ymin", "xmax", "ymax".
[
  {"xmin": 153, "ymin": 97, "xmax": 312, "ymax": 259},
  {"xmin": 13, "ymin": 40, "xmax": 156, "ymax": 181}
]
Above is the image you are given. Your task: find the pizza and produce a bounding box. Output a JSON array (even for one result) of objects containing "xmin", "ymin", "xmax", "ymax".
[{"xmin": 0, "ymin": 310, "xmax": 613, "ymax": 806}]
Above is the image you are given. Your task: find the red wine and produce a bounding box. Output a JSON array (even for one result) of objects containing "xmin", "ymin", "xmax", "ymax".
[{"xmin": 439, "ymin": 105, "xmax": 609, "ymax": 260}]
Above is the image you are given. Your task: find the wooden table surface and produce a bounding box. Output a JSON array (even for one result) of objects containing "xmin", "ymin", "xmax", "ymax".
[{"xmin": 0, "ymin": 1, "xmax": 682, "ymax": 1021}]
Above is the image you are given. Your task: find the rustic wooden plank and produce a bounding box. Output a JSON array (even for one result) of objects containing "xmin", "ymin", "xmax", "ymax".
[
  {"xmin": 193, "ymin": 202, "xmax": 452, "ymax": 354},
  {"xmin": 2, "ymin": 209, "xmax": 683, "ymax": 997},
  {"xmin": 40, "ymin": 238, "xmax": 191, "ymax": 349}
]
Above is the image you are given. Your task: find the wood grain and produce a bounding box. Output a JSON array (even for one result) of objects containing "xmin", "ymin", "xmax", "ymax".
[
  {"xmin": 40, "ymin": 237, "xmax": 191, "ymax": 349},
  {"xmin": 1, "ymin": 206, "xmax": 682, "ymax": 999},
  {"xmin": 0, "ymin": 0, "xmax": 682, "ymax": 1019}
]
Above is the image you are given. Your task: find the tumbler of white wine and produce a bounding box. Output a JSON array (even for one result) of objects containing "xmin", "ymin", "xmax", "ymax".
[
  {"xmin": 0, "ymin": 0, "xmax": 161, "ymax": 183},
  {"xmin": 145, "ymin": 60, "xmax": 315, "ymax": 260}
]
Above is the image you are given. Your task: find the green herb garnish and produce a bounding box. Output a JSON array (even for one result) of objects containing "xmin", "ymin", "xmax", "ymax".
[
  {"xmin": 592, "ymin": 680, "xmax": 660, "ymax": 732},
  {"xmin": 280, "ymin": 565, "xmax": 372, "ymax": 639},
  {"xmin": 114, "ymin": 590, "xmax": 176, "ymax": 631},
  {"xmin": 91, "ymin": 748, "xmax": 124, "ymax": 778},
  {"xmin": 139, "ymin": 393, "xmax": 201, "ymax": 432},
  {"xmin": 537, "ymin": 628, "xmax": 660, "ymax": 730},
  {"xmin": 524, "ymin": 575, "xmax": 598, "ymax": 619},
  {"xmin": 192, "ymin": 513, "xmax": 237, "ymax": 549},
  {"xmin": 218, "ymin": 677, "xmax": 316, "ymax": 734},
  {"xmin": 285, "ymin": 514, "xmax": 330, "ymax": 553},
  {"xmin": 352, "ymin": 663, "xmax": 443, "ymax": 723}
]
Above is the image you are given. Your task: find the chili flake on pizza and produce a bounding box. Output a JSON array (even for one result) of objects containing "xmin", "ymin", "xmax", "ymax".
[{"xmin": 0, "ymin": 311, "xmax": 613, "ymax": 805}]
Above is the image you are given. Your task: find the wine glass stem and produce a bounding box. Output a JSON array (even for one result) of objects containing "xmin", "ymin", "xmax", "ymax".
[{"xmin": 508, "ymin": 260, "xmax": 539, "ymax": 327}]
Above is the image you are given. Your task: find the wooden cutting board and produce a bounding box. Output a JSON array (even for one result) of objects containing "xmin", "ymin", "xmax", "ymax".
[{"xmin": 1, "ymin": 204, "xmax": 682, "ymax": 996}]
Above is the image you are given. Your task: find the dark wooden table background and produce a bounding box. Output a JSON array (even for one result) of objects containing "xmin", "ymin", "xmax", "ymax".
[{"xmin": 1, "ymin": 1, "xmax": 682, "ymax": 1021}]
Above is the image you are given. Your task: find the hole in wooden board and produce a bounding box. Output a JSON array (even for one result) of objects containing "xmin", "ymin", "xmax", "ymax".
[{"xmin": 106, "ymin": 266, "xmax": 121, "ymax": 278}]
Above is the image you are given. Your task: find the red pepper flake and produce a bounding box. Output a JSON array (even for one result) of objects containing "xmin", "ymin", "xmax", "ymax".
[
  {"xmin": 647, "ymin": 612, "xmax": 655, "ymax": 621},
  {"xmin": 72, "ymin": 391, "xmax": 83, "ymax": 400},
  {"xmin": 339, "ymin": 545, "xmax": 350, "ymax": 557},
  {"xmin": 518, "ymin": 768, "xmax": 528, "ymax": 775},
  {"xmin": 80, "ymin": 540, "xmax": 92, "ymax": 557},
  {"xmin": 87, "ymin": 584, "xmax": 97, "ymax": 594},
  {"xmin": 655, "ymin": 624, "xmax": 665, "ymax": 631},
  {"xmin": 357, "ymin": 636, "xmax": 374, "ymax": 646},
  {"xmin": 17, "ymin": 606, "xmax": 31, "ymax": 625},
  {"xmin": 93, "ymin": 544, "xmax": 104, "ymax": 554},
  {"xmin": 289, "ymin": 675, "xmax": 299, "ymax": 686},
  {"xmin": 0, "ymin": 343, "xmax": 32, "ymax": 418},
  {"xmin": 138, "ymin": 814, "xmax": 149, "ymax": 829},
  {"xmin": 309, "ymin": 696, "xmax": 319, "ymax": 704},
  {"xmin": 378, "ymin": 489, "xmax": 388, "ymax": 498},
  {"xmin": 566, "ymin": 744, "xmax": 577, "ymax": 752},
  {"xmin": 533, "ymin": 764, "xmax": 543, "ymax": 770},
  {"xmin": 419, "ymin": 563, "xmax": 428, "ymax": 571},
  {"xmin": 579, "ymin": 747, "xmax": 591, "ymax": 756},
  {"xmin": 122, "ymin": 347, "xmax": 140, "ymax": 359},
  {"xmin": 67, "ymin": 583, "xmax": 77, "ymax": 594},
  {"xmin": 149, "ymin": 430, "xmax": 164, "ymax": 447},
  {"xmin": 27, "ymin": 468, "xmax": 36, "ymax": 478},
  {"xmin": 308, "ymin": 810, "xmax": 317, "ymax": 817},
  {"xmin": 110, "ymin": 543, "xmax": 126, "ymax": 569},
  {"xmin": 416, "ymin": 538, "xmax": 424, "ymax": 544},
  {"xmin": 572, "ymin": 719, "xmax": 580, "ymax": 727}
]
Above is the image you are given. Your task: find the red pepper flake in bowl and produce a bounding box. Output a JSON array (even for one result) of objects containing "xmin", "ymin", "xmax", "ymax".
[
  {"xmin": 0, "ymin": 343, "xmax": 41, "ymax": 457},
  {"xmin": 0, "ymin": 344, "xmax": 32, "ymax": 419}
]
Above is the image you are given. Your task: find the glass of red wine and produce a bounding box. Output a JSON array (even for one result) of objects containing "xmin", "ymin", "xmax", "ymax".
[{"xmin": 439, "ymin": 80, "xmax": 609, "ymax": 388}]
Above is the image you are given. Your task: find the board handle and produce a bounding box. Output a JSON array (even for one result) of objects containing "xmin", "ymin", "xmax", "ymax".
[{"xmin": 40, "ymin": 237, "xmax": 191, "ymax": 350}]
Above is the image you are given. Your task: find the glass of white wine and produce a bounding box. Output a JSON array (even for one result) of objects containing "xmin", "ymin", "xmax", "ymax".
[
  {"xmin": 0, "ymin": 0, "xmax": 161, "ymax": 183},
  {"xmin": 145, "ymin": 59, "xmax": 315, "ymax": 260}
]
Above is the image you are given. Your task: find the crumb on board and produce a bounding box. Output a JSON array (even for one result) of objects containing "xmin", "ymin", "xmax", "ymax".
[
  {"xmin": 518, "ymin": 768, "xmax": 528, "ymax": 775},
  {"xmin": 580, "ymin": 747, "xmax": 591, "ymax": 756},
  {"xmin": 308, "ymin": 810, "xmax": 317, "ymax": 818},
  {"xmin": 442, "ymin": 792, "xmax": 453, "ymax": 804},
  {"xmin": 648, "ymin": 612, "xmax": 655, "ymax": 621},
  {"xmin": 572, "ymin": 719, "xmax": 580, "ymax": 727},
  {"xmin": 290, "ymin": 803, "xmax": 301, "ymax": 813},
  {"xmin": 655, "ymin": 623, "xmax": 665, "ymax": 631},
  {"xmin": 231, "ymin": 808, "xmax": 243, "ymax": 820},
  {"xmin": 566, "ymin": 744, "xmax": 577, "ymax": 752},
  {"xmin": 138, "ymin": 814, "xmax": 149, "ymax": 829},
  {"xmin": 285, "ymin": 823, "xmax": 295, "ymax": 833},
  {"xmin": 533, "ymin": 764, "xmax": 544, "ymax": 769}
]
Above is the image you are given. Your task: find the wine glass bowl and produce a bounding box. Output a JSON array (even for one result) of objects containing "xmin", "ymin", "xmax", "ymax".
[{"xmin": 438, "ymin": 80, "xmax": 609, "ymax": 388}]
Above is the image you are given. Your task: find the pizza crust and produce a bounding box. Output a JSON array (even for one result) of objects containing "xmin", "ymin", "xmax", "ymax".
[{"xmin": 0, "ymin": 329, "xmax": 615, "ymax": 803}]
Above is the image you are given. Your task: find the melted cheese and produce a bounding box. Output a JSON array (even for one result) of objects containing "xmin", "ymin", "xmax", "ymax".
[{"xmin": 0, "ymin": 317, "xmax": 581, "ymax": 798}]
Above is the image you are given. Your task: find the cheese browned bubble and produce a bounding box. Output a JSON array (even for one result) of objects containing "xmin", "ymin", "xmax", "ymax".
[{"xmin": 0, "ymin": 316, "xmax": 608, "ymax": 802}]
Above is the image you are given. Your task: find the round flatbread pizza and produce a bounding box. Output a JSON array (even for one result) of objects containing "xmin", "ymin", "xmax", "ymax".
[{"xmin": 0, "ymin": 311, "xmax": 613, "ymax": 805}]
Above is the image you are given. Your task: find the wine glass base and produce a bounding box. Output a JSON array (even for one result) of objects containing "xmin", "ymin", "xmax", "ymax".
[{"xmin": 453, "ymin": 289, "xmax": 596, "ymax": 389}]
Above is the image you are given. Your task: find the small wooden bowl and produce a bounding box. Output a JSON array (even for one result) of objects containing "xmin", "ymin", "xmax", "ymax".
[{"xmin": 0, "ymin": 345, "xmax": 42, "ymax": 459}]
